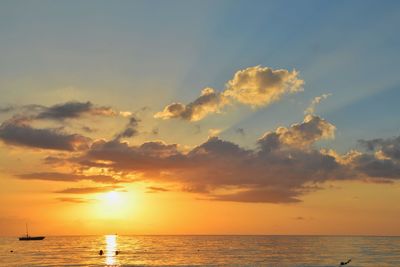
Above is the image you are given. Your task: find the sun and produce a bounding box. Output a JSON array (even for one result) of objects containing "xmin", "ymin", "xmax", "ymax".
[
  {"xmin": 104, "ymin": 191, "xmax": 120, "ymax": 205},
  {"xmin": 94, "ymin": 191, "xmax": 123, "ymax": 218},
  {"xmin": 91, "ymin": 189, "xmax": 135, "ymax": 219}
]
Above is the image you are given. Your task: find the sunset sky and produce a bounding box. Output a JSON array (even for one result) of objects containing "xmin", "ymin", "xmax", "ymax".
[{"xmin": 1, "ymin": 0, "xmax": 400, "ymax": 236}]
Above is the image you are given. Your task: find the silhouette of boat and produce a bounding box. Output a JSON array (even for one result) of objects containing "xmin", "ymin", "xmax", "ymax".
[
  {"xmin": 19, "ymin": 236, "xmax": 45, "ymax": 241},
  {"xmin": 18, "ymin": 223, "xmax": 45, "ymax": 241}
]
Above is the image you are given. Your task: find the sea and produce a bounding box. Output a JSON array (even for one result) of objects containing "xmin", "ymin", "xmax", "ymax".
[{"xmin": 0, "ymin": 235, "xmax": 399, "ymax": 266}]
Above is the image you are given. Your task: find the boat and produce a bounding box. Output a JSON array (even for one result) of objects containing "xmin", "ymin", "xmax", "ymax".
[
  {"xmin": 18, "ymin": 223, "xmax": 45, "ymax": 241},
  {"xmin": 19, "ymin": 236, "xmax": 45, "ymax": 241}
]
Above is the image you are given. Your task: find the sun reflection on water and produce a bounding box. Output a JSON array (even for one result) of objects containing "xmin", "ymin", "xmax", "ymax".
[{"xmin": 105, "ymin": 234, "xmax": 118, "ymax": 266}]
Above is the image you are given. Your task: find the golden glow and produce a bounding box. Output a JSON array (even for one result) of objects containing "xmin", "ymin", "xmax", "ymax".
[
  {"xmin": 104, "ymin": 191, "xmax": 121, "ymax": 205},
  {"xmin": 90, "ymin": 190, "xmax": 132, "ymax": 220},
  {"xmin": 105, "ymin": 234, "xmax": 118, "ymax": 265}
]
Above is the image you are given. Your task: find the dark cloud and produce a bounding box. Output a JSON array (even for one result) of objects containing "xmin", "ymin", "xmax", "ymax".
[
  {"xmin": 352, "ymin": 154, "xmax": 400, "ymax": 179},
  {"xmin": 7, "ymin": 100, "xmax": 399, "ymax": 204},
  {"xmin": 114, "ymin": 116, "xmax": 139, "ymax": 140},
  {"xmin": 35, "ymin": 101, "xmax": 116, "ymax": 121},
  {"xmin": 0, "ymin": 101, "xmax": 119, "ymax": 125},
  {"xmin": 73, "ymin": 115, "xmax": 351, "ymax": 203},
  {"xmin": 55, "ymin": 185, "xmax": 122, "ymax": 194},
  {"xmin": 359, "ymin": 136, "xmax": 400, "ymax": 160},
  {"xmin": 17, "ymin": 172, "xmax": 120, "ymax": 183},
  {"xmin": 344, "ymin": 135, "xmax": 400, "ymax": 180},
  {"xmin": 0, "ymin": 121, "xmax": 91, "ymax": 151}
]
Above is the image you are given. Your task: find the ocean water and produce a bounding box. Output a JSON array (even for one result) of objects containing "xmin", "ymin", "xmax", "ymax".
[{"xmin": 0, "ymin": 235, "xmax": 399, "ymax": 266}]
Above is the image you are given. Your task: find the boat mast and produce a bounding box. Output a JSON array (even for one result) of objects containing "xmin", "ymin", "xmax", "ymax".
[{"xmin": 25, "ymin": 223, "xmax": 29, "ymax": 237}]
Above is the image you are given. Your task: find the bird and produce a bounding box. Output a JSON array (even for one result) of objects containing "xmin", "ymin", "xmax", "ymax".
[
  {"xmin": 99, "ymin": 249, "xmax": 104, "ymax": 256},
  {"xmin": 340, "ymin": 259, "xmax": 351, "ymax": 265}
]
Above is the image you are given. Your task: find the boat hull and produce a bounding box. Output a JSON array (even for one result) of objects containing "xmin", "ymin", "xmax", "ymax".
[{"xmin": 19, "ymin": 236, "xmax": 45, "ymax": 241}]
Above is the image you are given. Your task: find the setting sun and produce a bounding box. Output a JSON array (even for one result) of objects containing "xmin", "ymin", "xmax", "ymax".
[{"xmin": 103, "ymin": 191, "xmax": 121, "ymax": 205}]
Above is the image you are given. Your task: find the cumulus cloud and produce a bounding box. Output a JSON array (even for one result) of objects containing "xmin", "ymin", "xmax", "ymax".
[
  {"xmin": 5, "ymin": 97, "xmax": 399, "ymax": 203},
  {"xmin": 0, "ymin": 120, "xmax": 91, "ymax": 151},
  {"xmin": 224, "ymin": 66, "xmax": 304, "ymax": 106},
  {"xmin": 70, "ymin": 115, "xmax": 352, "ymax": 203},
  {"xmin": 154, "ymin": 88, "xmax": 228, "ymax": 121},
  {"xmin": 155, "ymin": 66, "xmax": 304, "ymax": 121},
  {"xmin": 305, "ymin": 93, "xmax": 332, "ymax": 115},
  {"xmin": 258, "ymin": 115, "xmax": 335, "ymax": 150}
]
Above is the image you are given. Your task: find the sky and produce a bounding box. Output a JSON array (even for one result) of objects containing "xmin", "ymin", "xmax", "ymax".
[{"xmin": 1, "ymin": 0, "xmax": 400, "ymax": 236}]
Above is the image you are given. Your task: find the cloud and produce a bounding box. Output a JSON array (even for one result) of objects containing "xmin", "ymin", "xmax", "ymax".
[
  {"xmin": 6, "ymin": 98, "xmax": 399, "ymax": 203},
  {"xmin": 351, "ymin": 153, "xmax": 400, "ymax": 179},
  {"xmin": 0, "ymin": 101, "xmax": 130, "ymax": 151},
  {"xmin": 258, "ymin": 114, "xmax": 335, "ymax": 150},
  {"xmin": 155, "ymin": 66, "xmax": 304, "ymax": 121},
  {"xmin": 73, "ymin": 115, "xmax": 350, "ymax": 203},
  {"xmin": 359, "ymin": 136, "xmax": 400, "ymax": 160},
  {"xmin": 1, "ymin": 101, "xmax": 126, "ymax": 124},
  {"xmin": 146, "ymin": 186, "xmax": 170, "ymax": 193},
  {"xmin": 55, "ymin": 185, "xmax": 123, "ymax": 194},
  {"xmin": 119, "ymin": 111, "xmax": 133, "ymax": 117},
  {"xmin": 114, "ymin": 116, "xmax": 140, "ymax": 140},
  {"xmin": 224, "ymin": 65, "xmax": 304, "ymax": 106},
  {"xmin": 17, "ymin": 172, "xmax": 121, "ymax": 183},
  {"xmin": 0, "ymin": 120, "xmax": 91, "ymax": 151},
  {"xmin": 210, "ymin": 187, "xmax": 302, "ymax": 203},
  {"xmin": 57, "ymin": 197, "xmax": 91, "ymax": 203},
  {"xmin": 35, "ymin": 101, "xmax": 116, "ymax": 120},
  {"xmin": 305, "ymin": 93, "xmax": 332, "ymax": 115},
  {"xmin": 154, "ymin": 87, "xmax": 228, "ymax": 121},
  {"xmin": 208, "ymin": 128, "xmax": 222, "ymax": 137}
]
